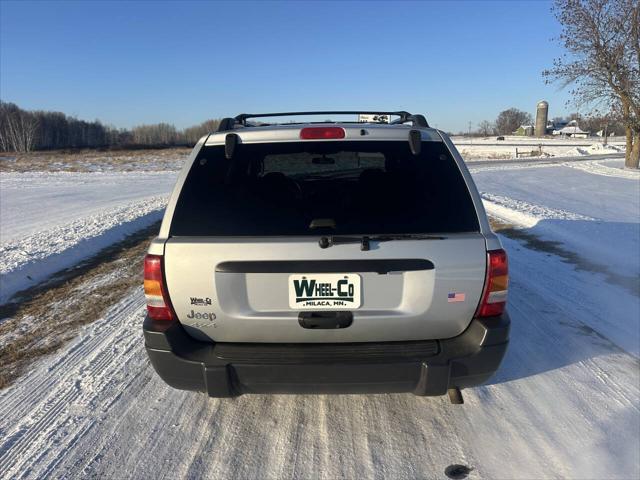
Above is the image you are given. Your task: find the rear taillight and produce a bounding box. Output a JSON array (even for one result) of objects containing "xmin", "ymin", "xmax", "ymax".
[
  {"xmin": 476, "ymin": 249, "xmax": 508, "ymax": 318},
  {"xmin": 300, "ymin": 126, "xmax": 345, "ymax": 139},
  {"xmin": 144, "ymin": 254, "xmax": 174, "ymax": 321}
]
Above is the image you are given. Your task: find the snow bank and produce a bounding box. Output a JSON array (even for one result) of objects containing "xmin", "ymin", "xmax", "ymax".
[
  {"xmin": 564, "ymin": 143, "xmax": 625, "ymax": 156},
  {"xmin": 481, "ymin": 192, "xmax": 596, "ymax": 228},
  {"xmin": 0, "ymin": 196, "xmax": 167, "ymax": 304},
  {"xmin": 563, "ymin": 159, "xmax": 640, "ymax": 179}
]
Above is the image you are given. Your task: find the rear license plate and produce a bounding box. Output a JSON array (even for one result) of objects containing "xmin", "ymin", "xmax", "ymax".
[{"xmin": 289, "ymin": 274, "xmax": 361, "ymax": 310}]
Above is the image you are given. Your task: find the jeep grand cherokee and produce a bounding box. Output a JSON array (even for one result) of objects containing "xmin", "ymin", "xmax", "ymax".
[{"xmin": 142, "ymin": 111, "xmax": 510, "ymax": 402}]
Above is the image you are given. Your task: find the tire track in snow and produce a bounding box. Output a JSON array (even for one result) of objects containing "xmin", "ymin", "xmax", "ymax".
[
  {"xmin": 0, "ymin": 293, "xmax": 145, "ymax": 479},
  {"xmin": 0, "ymin": 246, "xmax": 639, "ymax": 478}
]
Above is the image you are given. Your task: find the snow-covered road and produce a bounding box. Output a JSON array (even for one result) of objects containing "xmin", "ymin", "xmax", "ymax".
[
  {"xmin": 0, "ymin": 155, "xmax": 638, "ymax": 479},
  {"xmin": 474, "ymin": 158, "xmax": 640, "ymax": 356},
  {"xmin": 0, "ymin": 237, "xmax": 637, "ymax": 479}
]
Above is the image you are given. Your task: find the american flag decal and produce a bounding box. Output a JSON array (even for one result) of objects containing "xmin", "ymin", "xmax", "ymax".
[{"xmin": 448, "ymin": 292, "xmax": 466, "ymax": 303}]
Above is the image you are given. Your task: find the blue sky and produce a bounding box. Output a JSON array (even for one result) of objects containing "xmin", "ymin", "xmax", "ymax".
[{"xmin": 0, "ymin": 0, "xmax": 574, "ymax": 132}]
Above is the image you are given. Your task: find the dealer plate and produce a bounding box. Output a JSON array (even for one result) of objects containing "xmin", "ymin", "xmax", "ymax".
[{"xmin": 288, "ymin": 274, "xmax": 361, "ymax": 310}]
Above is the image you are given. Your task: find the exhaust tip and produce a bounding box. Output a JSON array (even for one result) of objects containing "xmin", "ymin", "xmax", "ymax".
[{"xmin": 448, "ymin": 387, "xmax": 464, "ymax": 404}]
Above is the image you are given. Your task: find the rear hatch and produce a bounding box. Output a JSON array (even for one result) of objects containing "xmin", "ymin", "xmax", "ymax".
[{"xmin": 164, "ymin": 134, "xmax": 486, "ymax": 343}]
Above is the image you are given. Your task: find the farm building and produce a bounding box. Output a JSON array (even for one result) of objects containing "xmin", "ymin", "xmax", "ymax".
[
  {"xmin": 553, "ymin": 120, "xmax": 590, "ymax": 138},
  {"xmin": 514, "ymin": 125, "xmax": 534, "ymax": 136}
]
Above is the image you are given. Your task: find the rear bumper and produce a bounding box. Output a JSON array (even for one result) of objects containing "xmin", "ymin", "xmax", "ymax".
[{"xmin": 143, "ymin": 314, "xmax": 509, "ymax": 397}]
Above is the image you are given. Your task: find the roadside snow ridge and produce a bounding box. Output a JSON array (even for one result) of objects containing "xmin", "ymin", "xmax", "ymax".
[
  {"xmin": 562, "ymin": 159, "xmax": 640, "ymax": 179},
  {"xmin": 468, "ymin": 163, "xmax": 558, "ymax": 174},
  {"xmin": 481, "ymin": 192, "xmax": 596, "ymax": 228},
  {"xmin": 0, "ymin": 196, "xmax": 167, "ymax": 303},
  {"xmin": 564, "ymin": 143, "xmax": 624, "ymax": 157}
]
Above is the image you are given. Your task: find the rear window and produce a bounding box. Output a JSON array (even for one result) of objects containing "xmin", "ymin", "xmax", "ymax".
[{"xmin": 170, "ymin": 140, "xmax": 479, "ymax": 236}]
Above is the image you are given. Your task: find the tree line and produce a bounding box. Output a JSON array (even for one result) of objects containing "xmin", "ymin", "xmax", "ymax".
[
  {"xmin": 0, "ymin": 101, "xmax": 220, "ymax": 152},
  {"xmin": 472, "ymin": 108, "xmax": 627, "ymax": 137}
]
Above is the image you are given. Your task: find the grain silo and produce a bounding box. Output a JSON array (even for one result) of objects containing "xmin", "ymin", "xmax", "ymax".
[{"xmin": 535, "ymin": 101, "xmax": 549, "ymax": 137}]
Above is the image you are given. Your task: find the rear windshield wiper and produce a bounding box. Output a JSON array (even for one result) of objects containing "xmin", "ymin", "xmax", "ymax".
[{"xmin": 318, "ymin": 234, "xmax": 445, "ymax": 251}]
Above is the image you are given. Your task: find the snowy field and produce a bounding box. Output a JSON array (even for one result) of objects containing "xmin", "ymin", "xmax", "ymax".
[
  {"xmin": 0, "ymin": 171, "xmax": 177, "ymax": 302},
  {"xmin": 0, "ymin": 148, "xmax": 189, "ymax": 173},
  {"xmin": 0, "ymin": 149, "xmax": 188, "ymax": 302},
  {"xmin": 452, "ymin": 135, "xmax": 626, "ymax": 146},
  {"xmin": 0, "ymin": 139, "xmax": 625, "ymax": 171},
  {"xmin": 0, "ymin": 147, "xmax": 638, "ymax": 479},
  {"xmin": 452, "ymin": 135, "xmax": 626, "ymax": 160}
]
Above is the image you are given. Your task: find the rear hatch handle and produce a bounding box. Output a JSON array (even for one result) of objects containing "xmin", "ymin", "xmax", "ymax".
[
  {"xmin": 318, "ymin": 234, "xmax": 445, "ymax": 251},
  {"xmin": 298, "ymin": 311, "xmax": 353, "ymax": 329}
]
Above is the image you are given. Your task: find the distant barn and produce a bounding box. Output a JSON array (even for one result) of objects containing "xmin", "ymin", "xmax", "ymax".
[
  {"xmin": 553, "ymin": 120, "xmax": 590, "ymax": 138},
  {"xmin": 514, "ymin": 125, "xmax": 534, "ymax": 136}
]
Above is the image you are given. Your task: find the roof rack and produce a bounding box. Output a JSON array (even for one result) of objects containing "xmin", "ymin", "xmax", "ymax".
[{"xmin": 216, "ymin": 110, "xmax": 429, "ymax": 132}]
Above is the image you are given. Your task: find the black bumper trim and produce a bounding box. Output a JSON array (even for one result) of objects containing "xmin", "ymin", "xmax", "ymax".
[{"xmin": 143, "ymin": 314, "xmax": 509, "ymax": 397}]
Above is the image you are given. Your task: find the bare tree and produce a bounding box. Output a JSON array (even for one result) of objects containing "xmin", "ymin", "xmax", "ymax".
[
  {"xmin": 495, "ymin": 108, "xmax": 533, "ymax": 135},
  {"xmin": 568, "ymin": 112, "xmax": 583, "ymax": 122},
  {"xmin": 183, "ymin": 119, "xmax": 221, "ymax": 145},
  {"xmin": 0, "ymin": 103, "xmax": 14, "ymax": 151},
  {"xmin": 21, "ymin": 112, "xmax": 38, "ymax": 152},
  {"xmin": 131, "ymin": 123, "xmax": 180, "ymax": 146},
  {"xmin": 477, "ymin": 120, "xmax": 495, "ymax": 137},
  {"xmin": 0, "ymin": 103, "xmax": 38, "ymax": 152},
  {"xmin": 582, "ymin": 113, "xmax": 626, "ymax": 135},
  {"xmin": 543, "ymin": 0, "xmax": 640, "ymax": 168}
]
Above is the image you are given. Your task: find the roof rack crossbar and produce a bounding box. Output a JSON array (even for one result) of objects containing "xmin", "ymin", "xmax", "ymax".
[
  {"xmin": 216, "ymin": 110, "xmax": 429, "ymax": 132},
  {"xmin": 234, "ymin": 111, "xmax": 411, "ymax": 124},
  {"xmin": 390, "ymin": 114, "xmax": 429, "ymax": 128}
]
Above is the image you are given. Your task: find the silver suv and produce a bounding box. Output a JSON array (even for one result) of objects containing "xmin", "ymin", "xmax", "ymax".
[{"xmin": 142, "ymin": 111, "xmax": 510, "ymax": 403}]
